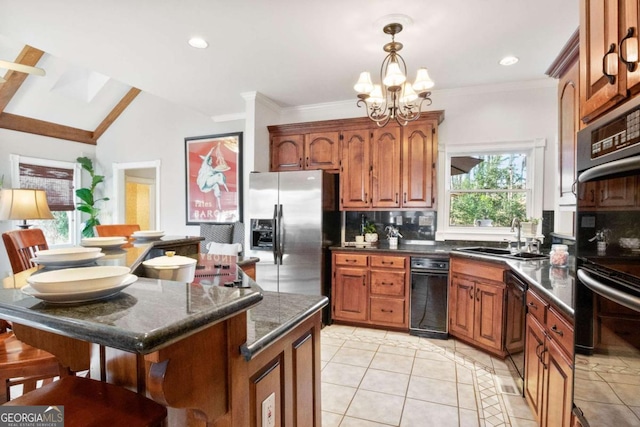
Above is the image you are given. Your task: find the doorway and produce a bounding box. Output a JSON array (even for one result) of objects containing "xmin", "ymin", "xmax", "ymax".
[{"xmin": 113, "ymin": 161, "xmax": 161, "ymax": 229}]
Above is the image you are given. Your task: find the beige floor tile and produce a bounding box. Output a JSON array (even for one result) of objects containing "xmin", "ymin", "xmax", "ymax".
[
  {"xmin": 339, "ymin": 416, "xmax": 395, "ymax": 426},
  {"xmin": 332, "ymin": 347, "xmax": 376, "ymax": 367},
  {"xmin": 456, "ymin": 347, "xmax": 494, "ymax": 368},
  {"xmin": 322, "ymin": 383, "xmax": 357, "ymax": 414},
  {"xmin": 412, "ymin": 356, "xmax": 457, "ymax": 381},
  {"xmin": 598, "ymin": 371, "xmax": 640, "ymax": 386},
  {"xmin": 377, "ymin": 344, "xmax": 416, "ymax": 357},
  {"xmin": 610, "ymin": 382, "xmax": 640, "ymax": 406},
  {"xmin": 346, "ymin": 389, "xmax": 405, "ymax": 425},
  {"xmin": 321, "ymin": 360, "xmax": 328, "ymax": 370},
  {"xmin": 370, "ymin": 352, "xmax": 414, "ymax": 374},
  {"xmin": 407, "ymin": 376, "xmax": 458, "ymax": 407},
  {"xmin": 322, "ymin": 344, "xmax": 341, "ymax": 362},
  {"xmin": 322, "ymin": 362, "xmax": 367, "ymax": 388},
  {"xmin": 502, "ymin": 394, "xmax": 535, "ymax": 420},
  {"xmin": 574, "ymin": 399, "xmax": 640, "ymax": 427},
  {"xmin": 324, "ymin": 325, "xmax": 357, "ymax": 335},
  {"xmin": 322, "ymin": 411, "xmax": 343, "ymax": 427},
  {"xmin": 419, "ymin": 337, "xmax": 456, "ymax": 349},
  {"xmin": 509, "ymin": 417, "xmax": 539, "ymax": 427},
  {"xmin": 459, "ymin": 408, "xmax": 480, "ymax": 427},
  {"xmin": 400, "ymin": 398, "xmax": 459, "ymax": 427},
  {"xmin": 456, "ymin": 364, "xmax": 475, "ymax": 385},
  {"xmin": 323, "ymin": 336, "xmax": 346, "ymax": 347},
  {"xmin": 343, "ymin": 340, "xmax": 381, "ymax": 352},
  {"xmin": 384, "ymin": 331, "xmax": 421, "ymax": 343},
  {"xmin": 353, "ymin": 327, "xmax": 389, "ymax": 338},
  {"xmin": 574, "ymin": 375, "xmax": 622, "ymax": 404},
  {"xmin": 458, "ymin": 382, "xmax": 477, "ymax": 410},
  {"xmin": 415, "ymin": 349, "xmax": 450, "ymax": 361},
  {"xmin": 360, "ymin": 368, "xmax": 410, "ymax": 397}
]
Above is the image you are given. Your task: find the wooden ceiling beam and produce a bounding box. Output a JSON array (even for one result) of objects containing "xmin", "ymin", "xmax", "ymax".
[
  {"xmin": 93, "ymin": 87, "xmax": 141, "ymax": 140},
  {"xmin": 0, "ymin": 46, "xmax": 44, "ymax": 113},
  {"xmin": 0, "ymin": 113, "xmax": 96, "ymax": 145}
]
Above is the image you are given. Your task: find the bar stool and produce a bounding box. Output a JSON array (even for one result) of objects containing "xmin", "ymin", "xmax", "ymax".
[
  {"xmin": 94, "ymin": 224, "xmax": 141, "ymax": 239},
  {"xmin": 3, "ymin": 376, "xmax": 167, "ymax": 426}
]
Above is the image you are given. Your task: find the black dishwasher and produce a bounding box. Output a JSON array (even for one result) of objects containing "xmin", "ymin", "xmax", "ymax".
[{"xmin": 410, "ymin": 257, "xmax": 449, "ymax": 339}]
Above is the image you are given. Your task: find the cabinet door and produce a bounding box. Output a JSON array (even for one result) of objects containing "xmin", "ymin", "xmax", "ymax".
[
  {"xmin": 402, "ymin": 121, "xmax": 435, "ymax": 208},
  {"xmin": 622, "ymin": 0, "xmax": 640, "ymax": 96},
  {"xmin": 333, "ymin": 266, "xmax": 368, "ymax": 321},
  {"xmin": 558, "ymin": 61, "xmax": 580, "ymax": 205},
  {"xmin": 473, "ymin": 281, "xmax": 505, "ymax": 351},
  {"xmin": 542, "ymin": 338, "xmax": 574, "ymax": 427},
  {"xmin": 598, "ymin": 176, "xmax": 637, "ymax": 206},
  {"xmin": 371, "ymin": 126, "xmax": 401, "ymax": 208},
  {"xmin": 340, "ymin": 129, "xmax": 371, "ymax": 209},
  {"xmin": 448, "ymin": 275, "xmax": 475, "ymax": 339},
  {"xmin": 271, "ymin": 135, "xmax": 304, "ymax": 171},
  {"xmin": 580, "ymin": 0, "xmax": 627, "ymax": 123},
  {"xmin": 577, "ymin": 181, "xmax": 597, "ymax": 207},
  {"xmin": 305, "ymin": 131, "xmax": 340, "ymax": 170},
  {"xmin": 524, "ymin": 314, "xmax": 546, "ymax": 424}
]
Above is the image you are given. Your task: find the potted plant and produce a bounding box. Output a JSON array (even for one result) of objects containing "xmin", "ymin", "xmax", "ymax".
[
  {"xmin": 384, "ymin": 225, "xmax": 403, "ymax": 248},
  {"xmin": 363, "ymin": 221, "xmax": 378, "ymax": 243},
  {"xmin": 520, "ymin": 217, "xmax": 541, "ymax": 236},
  {"xmin": 76, "ymin": 156, "xmax": 109, "ymax": 237}
]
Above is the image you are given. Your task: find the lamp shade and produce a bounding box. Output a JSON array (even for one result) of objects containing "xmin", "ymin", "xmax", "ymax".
[
  {"xmin": 0, "ymin": 189, "xmax": 54, "ymax": 223},
  {"xmin": 383, "ymin": 60, "xmax": 406, "ymax": 88},
  {"xmin": 354, "ymin": 71, "xmax": 374, "ymax": 94},
  {"xmin": 413, "ymin": 68, "xmax": 435, "ymax": 92}
]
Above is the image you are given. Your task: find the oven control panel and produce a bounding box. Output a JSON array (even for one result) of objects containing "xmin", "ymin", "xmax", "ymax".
[{"xmin": 590, "ymin": 107, "xmax": 640, "ymax": 159}]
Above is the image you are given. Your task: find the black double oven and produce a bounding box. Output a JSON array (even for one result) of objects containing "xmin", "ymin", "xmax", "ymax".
[{"xmin": 574, "ymin": 96, "xmax": 640, "ymax": 426}]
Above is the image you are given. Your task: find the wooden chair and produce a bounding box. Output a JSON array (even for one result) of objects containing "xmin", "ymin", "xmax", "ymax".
[
  {"xmin": 1, "ymin": 229, "xmax": 48, "ymax": 274},
  {"xmin": 3, "ymin": 376, "xmax": 167, "ymax": 427},
  {"xmin": 94, "ymin": 224, "xmax": 141, "ymax": 239},
  {"xmin": 0, "ymin": 228, "xmax": 65, "ymax": 402}
]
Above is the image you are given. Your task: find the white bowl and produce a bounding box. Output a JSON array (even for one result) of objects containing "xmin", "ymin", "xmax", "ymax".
[
  {"xmin": 132, "ymin": 230, "xmax": 165, "ymax": 239},
  {"xmin": 27, "ymin": 265, "xmax": 131, "ymax": 293},
  {"xmin": 81, "ymin": 237, "xmax": 127, "ymax": 247},
  {"xmin": 143, "ymin": 252, "xmax": 196, "ymax": 282},
  {"xmin": 619, "ymin": 237, "xmax": 640, "ymax": 249},
  {"xmin": 35, "ymin": 247, "xmax": 101, "ymax": 261}
]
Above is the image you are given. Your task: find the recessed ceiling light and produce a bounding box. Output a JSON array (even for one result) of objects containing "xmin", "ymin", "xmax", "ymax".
[
  {"xmin": 188, "ymin": 37, "xmax": 209, "ymax": 49},
  {"xmin": 499, "ymin": 56, "xmax": 519, "ymax": 66}
]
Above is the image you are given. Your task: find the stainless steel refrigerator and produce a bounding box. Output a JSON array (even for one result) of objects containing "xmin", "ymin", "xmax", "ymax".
[{"xmin": 247, "ymin": 170, "xmax": 339, "ymax": 302}]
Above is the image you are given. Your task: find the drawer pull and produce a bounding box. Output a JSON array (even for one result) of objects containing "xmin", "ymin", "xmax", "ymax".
[
  {"xmin": 468, "ymin": 288, "xmax": 473, "ymax": 299},
  {"xmin": 380, "ymin": 282, "xmax": 393, "ymax": 286},
  {"xmin": 381, "ymin": 309, "xmax": 393, "ymax": 313},
  {"xmin": 381, "ymin": 261, "xmax": 394, "ymax": 265},
  {"xmin": 550, "ymin": 325, "xmax": 564, "ymax": 336},
  {"xmin": 602, "ymin": 43, "xmax": 617, "ymax": 85},
  {"xmin": 527, "ymin": 301, "xmax": 537, "ymax": 309},
  {"xmin": 346, "ymin": 259, "xmax": 357, "ymax": 263}
]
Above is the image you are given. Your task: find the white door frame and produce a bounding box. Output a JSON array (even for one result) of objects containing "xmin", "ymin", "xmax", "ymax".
[{"xmin": 112, "ymin": 160, "xmax": 161, "ymax": 229}]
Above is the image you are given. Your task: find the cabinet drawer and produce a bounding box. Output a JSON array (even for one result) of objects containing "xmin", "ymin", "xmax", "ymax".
[
  {"xmin": 546, "ymin": 307, "xmax": 574, "ymax": 358},
  {"xmin": 526, "ymin": 289, "xmax": 548, "ymax": 325},
  {"xmin": 370, "ymin": 255, "xmax": 406, "ymax": 269},
  {"xmin": 370, "ymin": 271, "xmax": 405, "ymax": 297},
  {"xmin": 370, "ymin": 298, "xmax": 405, "ymax": 325},
  {"xmin": 450, "ymin": 257, "xmax": 505, "ymax": 282},
  {"xmin": 334, "ymin": 253, "xmax": 368, "ymax": 267}
]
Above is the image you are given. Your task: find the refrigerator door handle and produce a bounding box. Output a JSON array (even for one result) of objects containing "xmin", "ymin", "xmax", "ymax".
[
  {"xmin": 272, "ymin": 204, "xmax": 278, "ymax": 264},
  {"xmin": 278, "ymin": 204, "xmax": 284, "ymax": 265}
]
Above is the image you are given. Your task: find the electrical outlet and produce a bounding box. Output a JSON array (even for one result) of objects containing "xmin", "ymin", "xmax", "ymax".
[{"xmin": 262, "ymin": 392, "xmax": 275, "ymax": 427}]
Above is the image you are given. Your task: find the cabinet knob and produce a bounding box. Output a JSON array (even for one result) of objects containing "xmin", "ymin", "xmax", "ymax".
[
  {"xmin": 527, "ymin": 301, "xmax": 537, "ymax": 309},
  {"xmin": 550, "ymin": 325, "xmax": 564, "ymax": 337}
]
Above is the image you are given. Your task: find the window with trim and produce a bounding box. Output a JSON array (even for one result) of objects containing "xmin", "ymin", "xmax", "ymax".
[
  {"xmin": 438, "ymin": 139, "xmax": 545, "ymax": 241},
  {"xmin": 10, "ymin": 155, "xmax": 81, "ymax": 246}
]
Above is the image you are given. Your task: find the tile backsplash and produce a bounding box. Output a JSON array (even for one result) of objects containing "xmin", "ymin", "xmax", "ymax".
[{"xmin": 344, "ymin": 211, "xmax": 437, "ymax": 243}]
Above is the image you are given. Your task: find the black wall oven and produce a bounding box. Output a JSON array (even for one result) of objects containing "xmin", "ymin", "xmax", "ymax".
[{"xmin": 574, "ymin": 97, "xmax": 640, "ymax": 426}]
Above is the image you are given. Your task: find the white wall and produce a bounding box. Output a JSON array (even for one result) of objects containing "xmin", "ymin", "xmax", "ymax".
[
  {"xmin": 96, "ymin": 92, "xmax": 245, "ymax": 237},
  {"xmin": 0, "ymin": 129, "xmax": 96, "ymax": 276}
]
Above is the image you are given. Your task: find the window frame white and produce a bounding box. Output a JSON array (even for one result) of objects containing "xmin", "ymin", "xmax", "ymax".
[
  {"xmin": 436, "ymin": 138, "xmax": 546, "ymax": 242},
  {"xmin": 10, "ymin": 154, "xmax": 82, "ymax": 246}
]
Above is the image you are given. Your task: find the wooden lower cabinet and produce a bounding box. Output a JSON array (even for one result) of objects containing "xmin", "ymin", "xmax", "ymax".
[
  {"xmin": 524, "ymin": 289, "xmax": 574, "ymax": 427},
  {"xmin": 332, "ymin": 252, "xmax": 409, "ymax": 329},
  {"xmin": 247, "ymin": 312, "xmax": 322, "ymax": 427},
  {"xmin": 448, "ymin": 256, "xmax": 507, "ymax": 357}
]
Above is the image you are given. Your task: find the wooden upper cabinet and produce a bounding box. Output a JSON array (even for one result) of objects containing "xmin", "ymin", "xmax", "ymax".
[
  {"xmin": 305, "ymin": 131, "xmax": 340, "ymax": 170},
  {"xmin": 271, "ymin": 135, "xmax": 304, "ymax": 171},
  {"xmin": 559, "ymin": 62, "xmax": 580, "ymax": 205},
  {"xmin": 340, "ymin": 129, "xmax": 371, "ymax": 209},
  {"xmin": 269, "ymin": 131, "xmax": 339, "ymax": 172},
  {"xmin": 402, "ymin": 121, "xmax": 436, "ymax": 208},
  {"xmin": 371, "ymin": 126, "xmax": 401, "ymax": 208},
  {"xmin": 580, "ymin": 0, "xmax": 640, "ymax": 123}
]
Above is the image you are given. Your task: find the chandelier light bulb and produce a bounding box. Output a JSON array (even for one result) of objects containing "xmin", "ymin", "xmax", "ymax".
[
  {"xmin": 383, "ymin": 59, "xmax": 406, "ymax": 88},
  {"xmin": 366, "ymin": 85, "xmax": 385, "ymax": 105},
  {"xmin": 400, "ymin": 82, "xmax": 418, "ymax": 104},
  {"xmin": 412, "ymin": 68, "xmax": 435, "ymax": 92},
  {"xmin": 354, "ymin": 71, "xmax": 374, "ymax": 94}
]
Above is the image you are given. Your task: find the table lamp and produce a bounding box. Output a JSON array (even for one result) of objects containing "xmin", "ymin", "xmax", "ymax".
[{"xmin": 0, "ymin": 188, "xmax": 54, "ymax": 229}]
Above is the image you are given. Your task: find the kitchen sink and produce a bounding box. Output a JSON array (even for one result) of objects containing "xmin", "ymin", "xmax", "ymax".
[{"xmin": 455, "ymin": 246, "xmax": 548, "ymax": 261}]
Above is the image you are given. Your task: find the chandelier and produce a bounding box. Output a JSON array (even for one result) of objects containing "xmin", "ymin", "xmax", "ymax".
[{"xmin": 354, "ymin": 23, "xmax": 434, "ymax": 127}]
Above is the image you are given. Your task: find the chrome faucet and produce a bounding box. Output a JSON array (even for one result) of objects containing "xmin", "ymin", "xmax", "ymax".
[{"xmin": 510, "ymin": 218, "xmax": 522, "ymax": 251}]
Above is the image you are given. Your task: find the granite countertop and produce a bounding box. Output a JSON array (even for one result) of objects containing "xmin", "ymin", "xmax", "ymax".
[
  {"xmin": 241, "ymin": 291, "xmax": 328, "ymax": 361},
  {"xmin": 0, "ymin": 275, "xmax": 263, "ymax": 354}
]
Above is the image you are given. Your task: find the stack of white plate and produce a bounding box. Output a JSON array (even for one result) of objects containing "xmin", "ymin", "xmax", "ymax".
[
  {"xmin": 131, "ymin": 230, "xmax": 165, "ymax": 240},
  {"xmin": 81, "ymin": 237, "xmax": 128, "ymax": 248},
  {"xmin": 22, "ymin": 265, "xmax": 136, "ymax": 304},
  {"xmin": 32, "ymin": 247, "xmax": 105, "ymax": 268}
]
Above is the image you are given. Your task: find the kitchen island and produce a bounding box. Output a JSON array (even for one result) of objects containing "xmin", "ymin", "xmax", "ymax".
[{"xmin": 0, "ymin": 236, "xmax": 326, "ymax": 426}]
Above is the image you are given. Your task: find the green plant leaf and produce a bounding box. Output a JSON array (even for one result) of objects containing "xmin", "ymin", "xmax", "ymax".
[
  {"xmin": 75, "ymin": 188, "xmax": 94, "ymax": 205},
  {"xmin": 76, "ymin": 156, "xmax": 94, "ymax": 174},
  {"xmin": 91, "ymin": 175, "xmax": 105, "ymax": 188}
]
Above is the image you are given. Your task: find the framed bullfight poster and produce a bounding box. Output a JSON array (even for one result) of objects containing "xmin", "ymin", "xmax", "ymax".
[{"xmin": 185, "ymin": 132, "xmax": 242, "ymax": 224}]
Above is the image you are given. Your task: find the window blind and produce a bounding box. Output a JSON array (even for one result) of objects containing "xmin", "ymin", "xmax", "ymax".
[{"xmin": 19, "ymin": 163, "xmax": 75, "ymax": 211}]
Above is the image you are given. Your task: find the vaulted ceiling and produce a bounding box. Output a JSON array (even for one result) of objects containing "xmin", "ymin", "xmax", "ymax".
[{"xmin": 0, "ymin": 0, "xmax": 579, "ymax": 137}]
